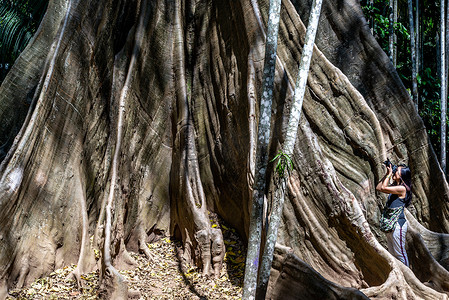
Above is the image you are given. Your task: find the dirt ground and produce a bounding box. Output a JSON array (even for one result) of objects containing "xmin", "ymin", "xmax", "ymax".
[{"xmin": 7, "ymin": 223, "xmax": 245, "ymax": 299}]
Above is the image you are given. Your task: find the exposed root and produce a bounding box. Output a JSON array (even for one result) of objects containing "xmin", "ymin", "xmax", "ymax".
[
  {"xmin": 285, "ymin": 109, "xmax": 449, "ymax": 299},
  {"xmin": 16, "ymin": 255, "xmax": 30, "ymax": 289},
  {"xmin": 0, "ymin": 278, "xmax": 7, "ymax": 300},
  {"xmin": 406, "ymin": 210, "xmax": 449, "ymax": 269},
  {"xmin": 100, "ymin": 266, "xmax": 128, "ymax": 300},
  {"xmin": 406, "ymin": 226, "xmax": 449, "ymax": 294},
  {"xmin": 247, "ymin": 50, "xmax": 257, "ymax": 194},
  {"xmin": 210, "ymin": 228, "xmax": 225, "ymax": 279},
  {"xmin": 135, "ymin": 221, "xmax": 154, "ymax": 261},
  {"xmin": 138, "ymin": 238, "xmax": 153, "ymax": 261},
  {"xmin": 268, "ymin": 245, "xmax": 369, "ymax": 300},
  {"xmin": 112, "ymin": 241, "xmax": 138, "ymax": 271},
  {"xmin": 194, "ymin": 229, "xmax": 212, "ymax": 276},
  {"xmin": 67, "ymin": 267, "xmax": 83, "ymax": 290},
  {"xmin": 168, "ymin": 0, "xmax": 227, "ymax": 279},
  {"xmin": 70, "ymin": 167, "xmax": 96, "ymax": 289}
]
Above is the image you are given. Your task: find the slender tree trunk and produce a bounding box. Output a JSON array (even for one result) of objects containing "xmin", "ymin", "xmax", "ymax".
[
  {"xmin": 438, "ymin": 33, "xmax": 441, "ymax": 75},
  {"xmin": 447, "ymin": 0, "xmax": 449, "ymax": 82},
  {"xmin": 420, "ymin": 0, "xmax": 424, "ymax": 72},
  {"xmin": 370, "ymin": 0, "xmax": 374, "ymax": 34},
  {"xmin": 389, "ymin": 0, "xmax": 394, "ymax": 63},
  {"xmin": 255, "ymin": 0, "xmax": 323, "ymax": 299},
  {"xmin": 393, "ymin": 0, "xmax": 398, "ymax": 66},
  {"xmin": 441, "ymin": 0, "xmax": 447, "ymax": 174},
  {"xmin": 242, "ymin": 0, "xmax": 282, "ymax": 298},
  {"xmin": 415, "ymin": 0, "xmax": 419, "ymax": 73},
  {"xmin": 446, "ymin": 0, "xmax": 449, "ymax": 103},
  {"xmin": 408, "ymin": 0, "xmax": 418, "ymax": 111}
]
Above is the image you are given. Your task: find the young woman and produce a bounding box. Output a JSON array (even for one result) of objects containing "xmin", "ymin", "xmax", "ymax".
[{"xmin": 376, "ymin": 163, "xmax": 412, "ymax": 266}]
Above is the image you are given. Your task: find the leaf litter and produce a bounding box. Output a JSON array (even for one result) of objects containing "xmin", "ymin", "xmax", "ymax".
[{"xmin": 7, "ymin": 221, "xmax": 245, "ymax": 299}]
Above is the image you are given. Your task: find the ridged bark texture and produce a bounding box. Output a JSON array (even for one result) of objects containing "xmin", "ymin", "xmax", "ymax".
[
  {"xmin": 0, "ymin": 0, "xmax": 449, "ymax": 299},
  {"xmin": 256, "ymin": 0, "xmax": 323, "ymax": 298}
]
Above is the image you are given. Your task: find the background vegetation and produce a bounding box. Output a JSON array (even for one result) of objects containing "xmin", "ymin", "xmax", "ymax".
[
  {"xmin": 362, "ymin": 0, "xmax": 447, "ymax": 158},
  {"xmin": 0, "ymin": 0, "xmax": 48, "ymax": 82}
]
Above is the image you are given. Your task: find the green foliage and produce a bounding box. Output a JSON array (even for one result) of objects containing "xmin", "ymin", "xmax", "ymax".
[
  {"xmin": 270, "ymin": 151, "xmax": 293, "ymax": 178},
  {"xmin": 362, "ymin": 0, "xmax": 446, "ymax": 157},
  {"xmin": 0, "ymin": 0, "xmax": 48, "ymax": 82},
  {"xmin": 419, "ymin": 67, "xmax": 442, "ymax": 150}
]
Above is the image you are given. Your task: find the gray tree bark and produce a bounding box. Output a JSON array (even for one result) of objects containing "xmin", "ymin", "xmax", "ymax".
[
  {"xmin": 408, "ymin": 0, "xmax": 418, "ymax": 111},
  {"xmin": 394, "ymin": 0, "xmax": 398, "ymax": 66},
  {"xmin": 441, "ymin": 0, "xmax": 447, "ymax": 174},
  {"xmin": 1, "ymin": 1, "xmax": 449, "ymax": 299},
  {"xmin": 389, "ymin": 0, "xmax": 394, "ymax": 63},
  {"xmin": 447, "ymin": 0, "xmax": 449, "ymax": 91},
  {"xmin": 256, "ymin": 0, "xmax": 323, "ymax": 299},
  {"xmin": 415, "ymin": 0, "xmax": 420, "ymax": 73},
  {"xmin": 447, "ymin": 0, "xmax": 449, "ymax": 94},
  {"xmin": 369, "ymin": 0, "xmax": 374, "ymax": 34},
  {"xmin": 242, "ymin": 0, "xmax": 282, "ymax": 298}
]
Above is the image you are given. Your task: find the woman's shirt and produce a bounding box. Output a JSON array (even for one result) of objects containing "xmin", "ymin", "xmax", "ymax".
[{"xmin": 387, "ymin": 193, "xmax": 406, "ymax": 226}]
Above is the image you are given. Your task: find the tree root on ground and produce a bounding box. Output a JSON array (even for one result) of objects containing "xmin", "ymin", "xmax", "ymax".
[{"xmin": 268, "ymin": 244, "xmax": 369, "ymax": 300}]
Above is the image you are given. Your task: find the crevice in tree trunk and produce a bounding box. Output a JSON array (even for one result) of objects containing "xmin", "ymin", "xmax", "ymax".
[
  {"xmin": 99, "ymin": 1, "xmax": 150, "ymax": 297},
  {"xmin": 169, "ymin": 0, "xmax": 224, "ymax": 277}
]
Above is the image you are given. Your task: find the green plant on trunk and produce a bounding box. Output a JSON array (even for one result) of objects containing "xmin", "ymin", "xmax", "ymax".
[{"xmin": 270, "ymin": 151, "xmax": 293, "ymax": 178}]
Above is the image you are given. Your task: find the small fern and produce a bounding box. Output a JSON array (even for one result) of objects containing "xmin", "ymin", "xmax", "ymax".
[{"xmin": 270, "ymin": 151, "xmax": 293, "ymax": 178}]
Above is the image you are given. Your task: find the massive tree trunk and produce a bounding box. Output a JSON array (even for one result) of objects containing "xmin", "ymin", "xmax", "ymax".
[{"xmin": 1, "ymin": 0, "xmax": 449, "ymax": 299}]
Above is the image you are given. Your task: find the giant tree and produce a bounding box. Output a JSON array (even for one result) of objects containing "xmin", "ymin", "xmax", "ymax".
[{"xmin": 1, "ymin": 0, "xmax": 449, "ymax": 299}]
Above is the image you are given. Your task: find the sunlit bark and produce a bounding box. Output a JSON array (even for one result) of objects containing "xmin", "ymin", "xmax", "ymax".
[
  {"xmin": 256, "ymin": 0, "xmax": 323, "ymax": 299},
  {"xmin": 441, "ymin": 0, "xmax": 447, "ymax": 174},
  {"xmin": 242, "ymin": 0, "xmax": 282, "ymax": 298},
  {"xmin": 0, "ymin": 1, "xmax": 449, "ymax": 300}
]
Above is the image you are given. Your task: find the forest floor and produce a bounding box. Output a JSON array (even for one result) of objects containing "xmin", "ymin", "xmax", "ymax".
[{"xmin": 6, "ymin": 224, "xmax": 245, "ymax": 299}]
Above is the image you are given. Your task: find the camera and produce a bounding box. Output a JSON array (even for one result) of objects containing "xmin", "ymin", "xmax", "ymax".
[{"xmin": 383, "ymin": 158, "xmax": 398, "ymax": 175}]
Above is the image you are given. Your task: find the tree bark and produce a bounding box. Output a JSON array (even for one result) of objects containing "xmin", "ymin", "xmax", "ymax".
[
  {"xmin": 394, "ymin": 0, "xmax": 398, "ymax": 66},
  {"xmin": 369, "ymin": 0, "xmax": 374, "ymax": 34},
  {"xmin": 256, "ymin": 0, "xmax": 323, "ymax": 299},
  {"xmin": 441, "ymin": 0, "xmax": 447, "ymax": 174},
  {"xmin": 415, "ymin": 0, "xmax": 420, "ymax": 73},
  {"xmin": 242, "ymin": 0, "xmax": 282, "ymax": 298},
  {"xmin": 447, "ymin": 0, "xmax": 449, "ymax": 95},
  {"xmin": 389, "ymin": 0, "xmax": 394, "ymax": 64},
  {"xmin": 408, "ymin": 0, "xmax": 418, "ymax": 111},
  {"xmin": 1, "ymin": 0, "xmax": 449, "ymax": 299}
]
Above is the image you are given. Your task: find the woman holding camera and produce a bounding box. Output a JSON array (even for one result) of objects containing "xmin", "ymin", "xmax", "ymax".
[{"xmin": 376, "ymin": 162, "xmax": 412, "ymax": 267}]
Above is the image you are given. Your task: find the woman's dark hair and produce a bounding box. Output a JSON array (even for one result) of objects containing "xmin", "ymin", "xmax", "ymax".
[{"xmin": 399, "ymin": 165, "xmax": 412, "ymax": 207}]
